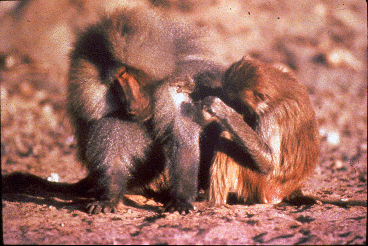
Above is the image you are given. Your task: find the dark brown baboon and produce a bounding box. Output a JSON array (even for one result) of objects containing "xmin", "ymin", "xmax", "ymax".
[
  {"xmin": 66, "ymin": 7, "xmax": 227, "ymax": 214},
  {"xmin": 2, "ymin": 6, "xmax": 230, "ymax": 214}
]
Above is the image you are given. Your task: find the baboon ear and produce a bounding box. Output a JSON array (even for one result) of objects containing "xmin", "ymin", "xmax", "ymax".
[{"xmin": 115, "ymin": 67, "xmax": 152, "ymax": 121}]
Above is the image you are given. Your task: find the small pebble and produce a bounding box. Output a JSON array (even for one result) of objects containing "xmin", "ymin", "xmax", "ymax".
[
  {"xmin": 327, "ymin": 131, "xmax": 340, "ymax": 146},
  {"xmin": 334, "ymin": 160, "xmax": 343, "ymax": 169},
  {"xmin": 47, "ymin": 173, "xmax": 59, "ymax": 182}
]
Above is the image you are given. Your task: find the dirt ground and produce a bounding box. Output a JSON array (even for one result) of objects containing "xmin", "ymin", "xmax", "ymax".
[{"xmin": 1, "ymin": 0, "xmax": 367, "ymax": 244}]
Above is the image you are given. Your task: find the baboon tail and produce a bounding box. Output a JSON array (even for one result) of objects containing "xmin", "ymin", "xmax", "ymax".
[{"xmin": 2, "ymin": 172, "xmax": 96, "ymax": 199}]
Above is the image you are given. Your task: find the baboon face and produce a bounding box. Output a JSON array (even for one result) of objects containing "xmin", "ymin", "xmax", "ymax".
[{"xmin": 113, "ymin": 66, "xmax": 153, "ymax": 121}]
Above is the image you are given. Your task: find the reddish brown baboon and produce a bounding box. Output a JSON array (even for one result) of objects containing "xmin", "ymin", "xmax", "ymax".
[{"xmin": 198, "ymin": 56, "xmax": 320, "ymax": 205}]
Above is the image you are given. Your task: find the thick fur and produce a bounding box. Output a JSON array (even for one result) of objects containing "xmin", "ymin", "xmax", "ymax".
[
  {"xmin": 200, "ymin": 56, "xmax": 320, "ymax": 205},
  {"xmin": 2, "ymin": 7, "xmax": 229, "ymax": 214},
  {"xmin": 66, "ymin": 7, "xmax": 225, "ymax": 214}
]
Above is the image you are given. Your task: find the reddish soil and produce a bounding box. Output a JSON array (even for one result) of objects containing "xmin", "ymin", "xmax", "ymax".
[{"xmin": 1, "ymin": 0, "xmax": 366, "ymax": 244}]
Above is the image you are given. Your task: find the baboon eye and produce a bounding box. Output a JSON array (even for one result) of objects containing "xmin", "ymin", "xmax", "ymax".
[
  {"xmin": 254, "ymin": 91, "xmax": 265, "ymax": 101},
  {"xmin": 226, "ymin": 91, "xmax": 237, "ymax": 101},
  {"xmin": 121, "ymin": 23, "xmax": 132, "ymax": 36}
]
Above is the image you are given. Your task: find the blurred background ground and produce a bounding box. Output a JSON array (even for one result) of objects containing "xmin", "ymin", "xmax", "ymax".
[{"xmin": 1, "ymin": 0, "xmax": 366, "ymax": 244}]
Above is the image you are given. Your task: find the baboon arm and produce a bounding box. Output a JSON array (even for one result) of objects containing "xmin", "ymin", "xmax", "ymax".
[{"xmin": 206, "ymin": 98, "xmax": 274, "ymax": 174}]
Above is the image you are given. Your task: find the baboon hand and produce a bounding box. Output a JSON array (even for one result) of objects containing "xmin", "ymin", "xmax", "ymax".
[
  {"xmin": 86, "ymin": 200, "xmax": 117, "ymax": 214},
  {"xmin": 202, "ymin": 96, "xmax": 234, "ymax": 120},
  {"xmin": 164, "ymin": 197, "xmax": 194, "ymax": 215}
]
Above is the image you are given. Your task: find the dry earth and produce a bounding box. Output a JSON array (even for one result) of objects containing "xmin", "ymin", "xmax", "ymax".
[{"xmin": 1, "ymin": 0, "xmax": 367, "ymax": 244}]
